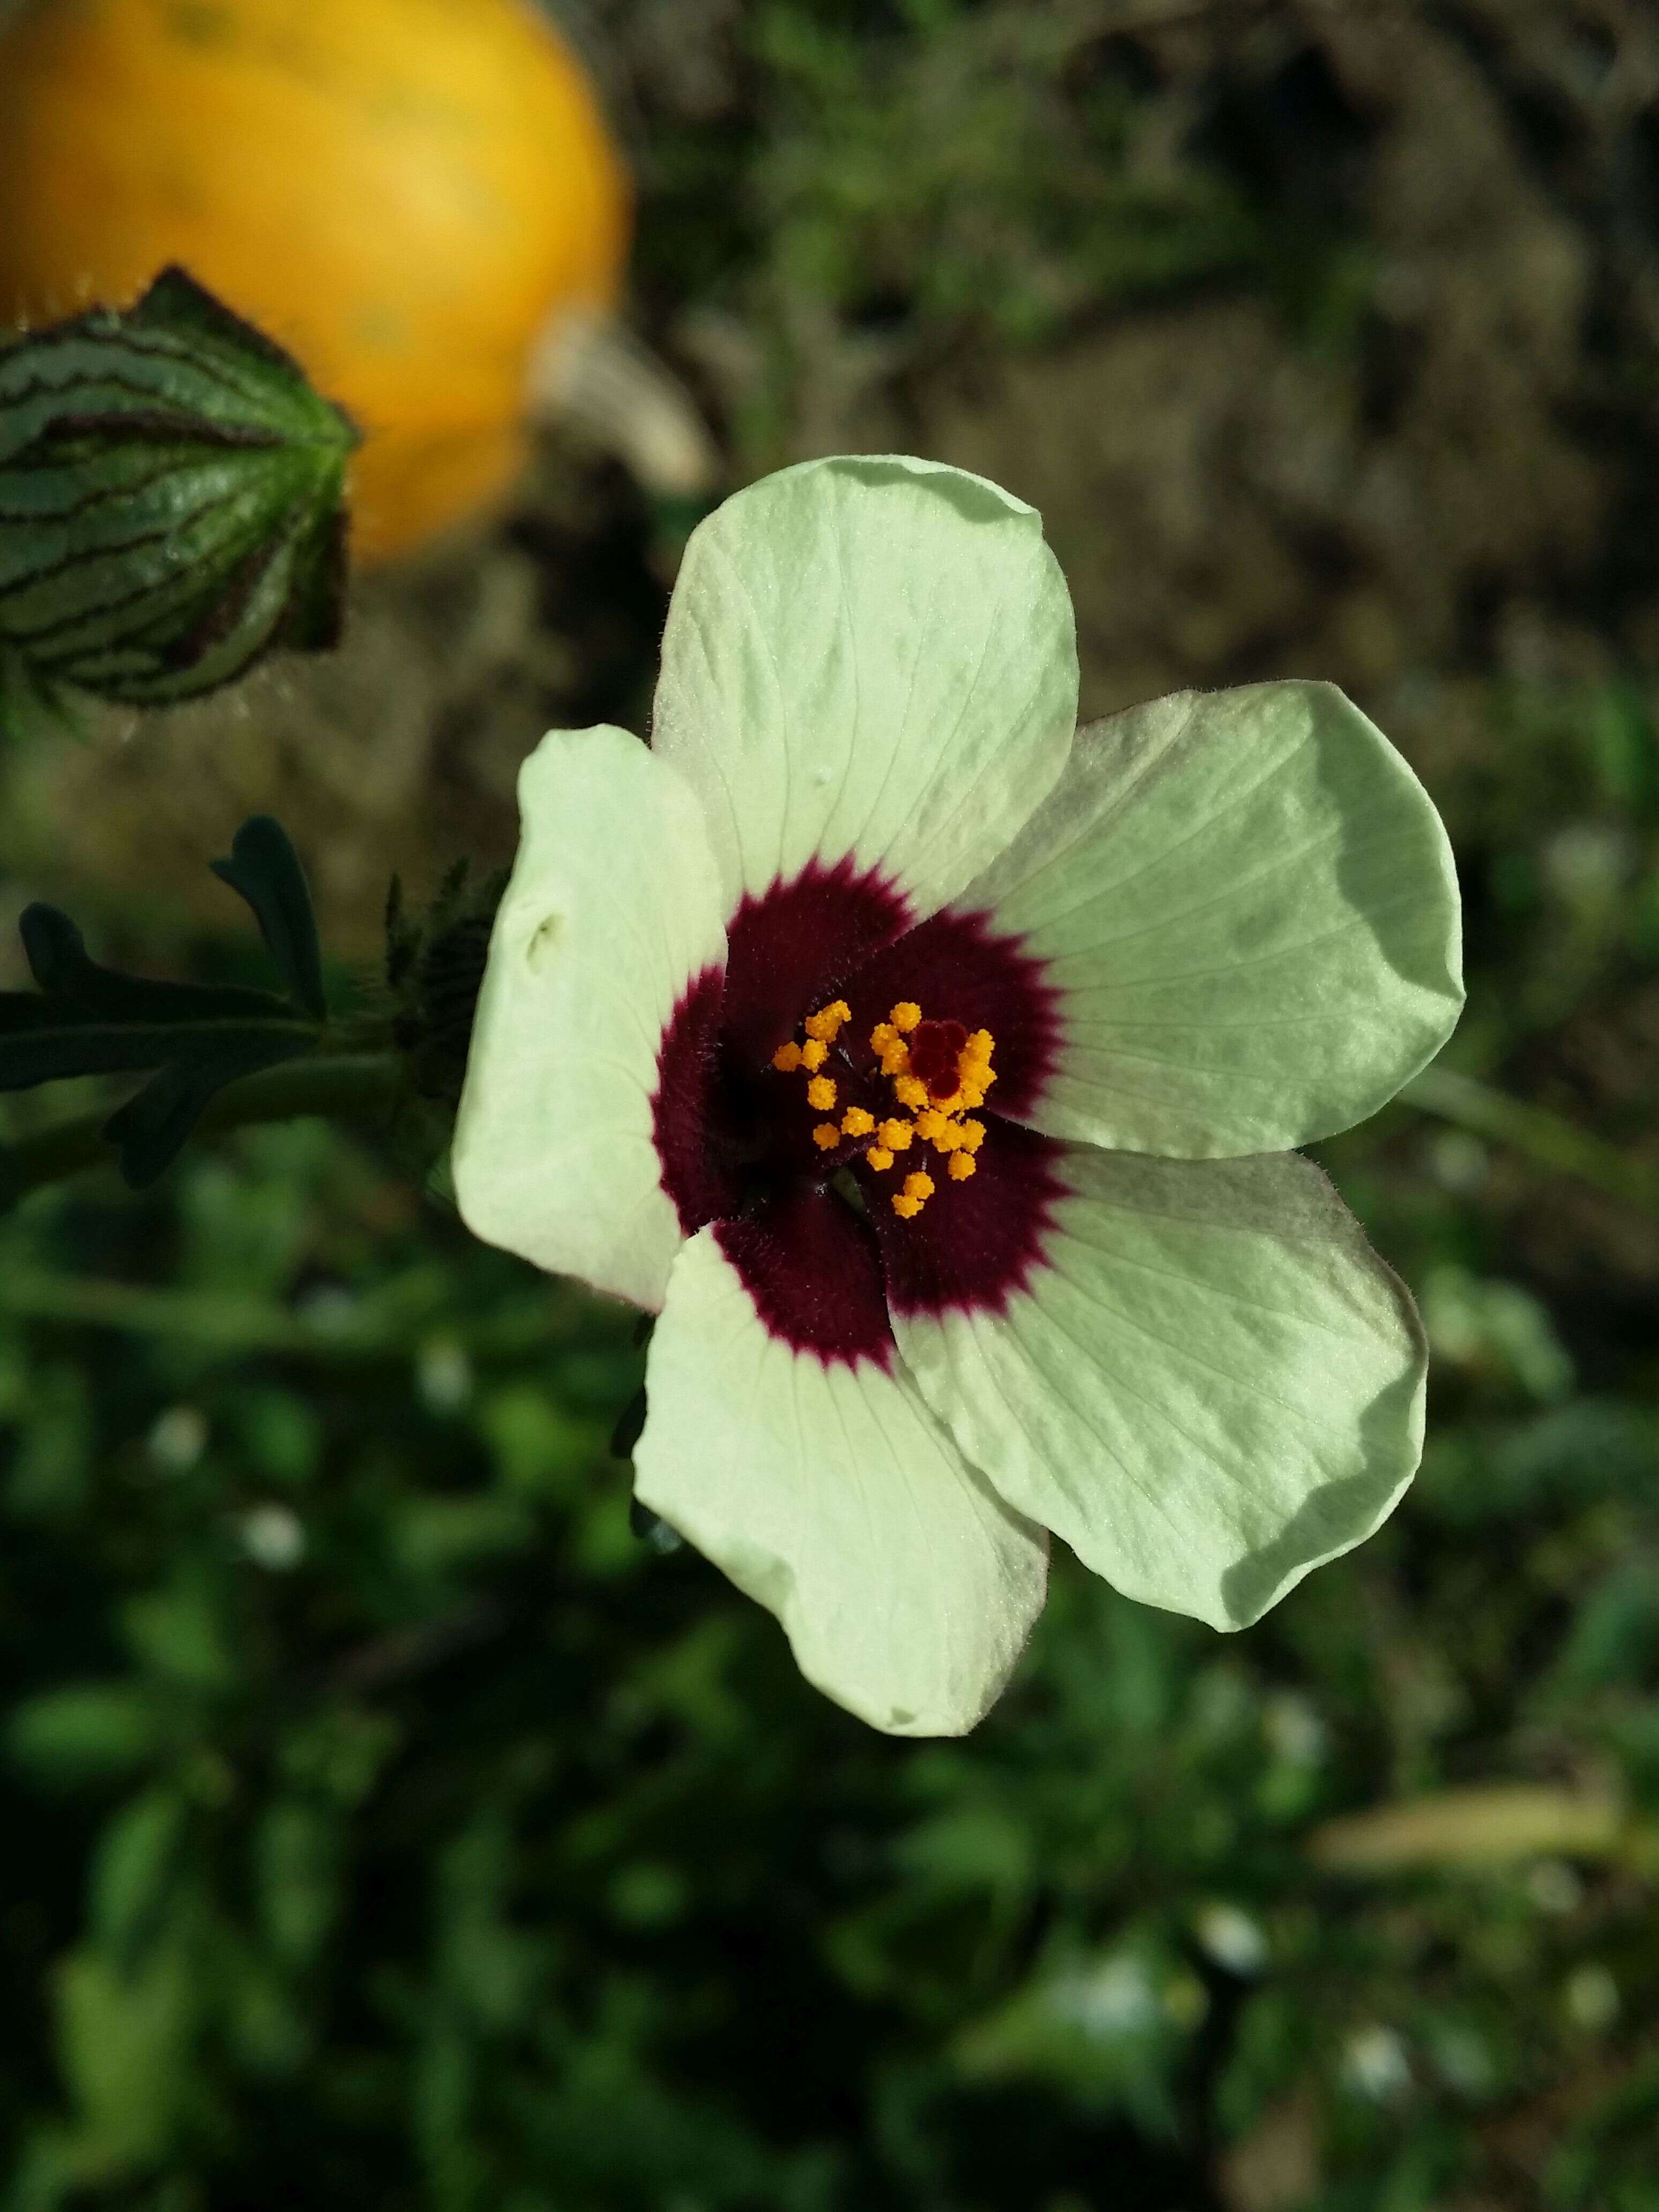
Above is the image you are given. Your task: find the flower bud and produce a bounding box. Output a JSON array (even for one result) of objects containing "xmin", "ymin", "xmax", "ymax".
[{"xmin": 0, "ymin": 265, "xmax": 358, "ymax": 707}]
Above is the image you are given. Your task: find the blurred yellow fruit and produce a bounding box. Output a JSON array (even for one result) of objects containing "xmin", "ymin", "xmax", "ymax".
[{"xmin": 0, "ymin": 0, "xmax": 631, "ymax": 561}]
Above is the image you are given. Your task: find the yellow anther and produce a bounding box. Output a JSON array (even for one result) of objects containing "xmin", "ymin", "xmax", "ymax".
[
  {"xmin": 870, "ymin": 1021, "xmax": 896, "ymax": 1052},
  {"xmin": 812, "ymin": 1122, "xmax": 841, "ymax": 1150},
  {"xmin": 840, "ymin": 1106, "xmax": 875, "ymax": 1138},
  {"xmin": 892, "ymin": 1074, "xmax": 928, "ymax": 1110},
  {"xmin": 955, "ymin": 1083, "xmax": 984, "ymax": 1111},
  {"xmin": 805, "ymin": 999, "xmax": 851, "ymax": 1041},
  {"xmin": 955, "ymin": 1033, "xmax": 996, "ymax": 1108},
  {"xmin": 877, "ymin": 1118, "xmax": 913, "ymax": 1153},
  {"xmin": 891, "ymin": 1192, "xmax": 924, "ymax": 1219},
  {"xmin": 806, "ymin": 1074, "xmax": 837, "ymax": 1111},
  {"xmin": 914, "ymin": 1107, "xmax": 947, "ymax": 1145},
  {"xmin": 902, "ymin": 1171, "xmax": 935, "ymax": 1204},
  {"xmin": 960, "ymin": 1119, "xmax": 985, "ymax": 1153},
  {"xmin": 772, "ymin": 1042, "xmax": 803, "ymax": 1073},
  {"xmin": 879, "ymin": 1042, "xmax": 910, "ymax": 1078},
  {"xmin": 932, "ymin": 1119, "xmax": 963, "ymax": 1152},
  {"xmin": 866, "ymin": 1146, "xmax": 894, "ymax": 1173},
  {"xmin": 948, "ymin": 1152, "xmax": 977, "ymax": 1181},
  {"xmin": 890, "ymin": 1002, "xmax": 921, "ymax": 1033},
  {"xmin": 801, "ymin": 1038, "xmax": 828, "ymax": 1072}
]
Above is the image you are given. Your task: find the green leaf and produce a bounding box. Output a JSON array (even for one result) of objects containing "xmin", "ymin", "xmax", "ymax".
[
  {"xmin": 254, "ymin": 1800, "xmax": 342, "ymax": 1969},
  {"xmin": 210, "ymin": 815, "xmax": 326, "ymax": 1019},
  {"xmin": 89, "ymin": 1790, "xmax": 191, "ymax": 1966},
  {"xmin": 953, "ymin": 1938, "xmax": 1189, "ymax": 2135},
  {"xmin": 0, "ymin": 814, "xmax": 331, "ymax": 1182},
  {"xmin": 6, "ymin": 1684, "xmax": 163, "ymax": 1788},
  {"xmin": 0, "ymin": 263, "xmax": 358, "ymax": 708},
  {"xmin": 103, "ymin": 1036, "xmax": 318, "ymax": 1187},
  {"xmin": 53, "ymin": 1939, "xmax": 199, "ymax": 2179}
]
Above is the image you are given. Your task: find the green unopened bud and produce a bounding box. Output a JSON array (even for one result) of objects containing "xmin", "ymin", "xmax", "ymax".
[{"xmin": 0, "ymin": 265, "xmax": 358, "ymax": 708}]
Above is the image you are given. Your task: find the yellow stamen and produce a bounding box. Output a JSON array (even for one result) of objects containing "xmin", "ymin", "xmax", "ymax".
[
  {"xmin": 782, "ymin": 992, "xmax": 996, "ymax": 1200},
  {"xmin": 891, "ymin": 1170, "xmax": 935, "ymax": 1220}
]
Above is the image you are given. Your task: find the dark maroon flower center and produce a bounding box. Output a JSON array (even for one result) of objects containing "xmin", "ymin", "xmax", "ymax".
[{"xmin": 651, "ymin": 859, "xmax": 1065, "ymax": 1366}]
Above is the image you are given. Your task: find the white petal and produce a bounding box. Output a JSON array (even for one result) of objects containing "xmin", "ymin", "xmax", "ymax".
[
  {"xmin": 452, "ymin": 724, "xmax": 726, "ymax": 1311},
  {"xmin": 961, "ymin": 682, "xmax": 1463, "ymax": 1155},
  {"xmin": 634, "ymin": 1224, "xmax": 1049, "ymax": 1736},
  {"xmin": 651, "ymin": 455, "xmax": 1078, "ymax": 922},
  {"xmin": 891, "ymin": 1145, "xmax": 1425, "ymax": 1631}
]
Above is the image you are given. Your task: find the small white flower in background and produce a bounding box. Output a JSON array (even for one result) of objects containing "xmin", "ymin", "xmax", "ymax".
[
  {"xmin": 454, "ymin": 455, "xmax": 1463, "ymax": 1737},
  {"xmin": 1526, "ymin": 1859, "xmax": 1583, "ymax": 1915},
  {"xmin": 240, "ymin": 1502, "xmax": 306, "ymax": 1572},
  {"xmin": 1564, "ymin": 1963, "xmax": 1619, "ymax": 2032},
  {"xmin": 148, "ymin": 1403, "xmax": 208, "ymax": 1472},
  {"xmin": 1048, "ymin": 1954, "xmax": 1159, "ymax": 2043},
  {"xmin": 1264, "ymin": 1693, "xmax": 1328, "ymax": 1769},
  {"xmin": 1195, "ymin": 1903, "xmax": 1269, "ymax": 1977},
  {"xmin": 1342, "ymin": 2024, "xmax": 1412, "ymax": 2102}
]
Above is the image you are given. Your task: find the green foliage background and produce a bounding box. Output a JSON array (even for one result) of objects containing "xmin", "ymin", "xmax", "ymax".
[{"xmin": 4, "ymin": 3, "xmax": 1659, "ymax": 2207}]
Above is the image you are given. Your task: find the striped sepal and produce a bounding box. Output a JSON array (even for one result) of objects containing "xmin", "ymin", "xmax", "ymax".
[{"xmin": 0, "ymin": 266, "xmax": 358, "ymax": 707}]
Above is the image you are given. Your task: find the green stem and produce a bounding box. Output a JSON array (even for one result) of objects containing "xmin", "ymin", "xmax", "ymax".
[
  {"xmin": 1, "ymin": 1050, "xmax": 404, "ymax": 1210},
  {"xmin": 0, "ymin": 1264, "xmax": 587, "ymax": 1364},
  {"xmin": 0, "ymin": 1265, "xmax": 399, "ymax": 1358},
  {"xmin": 1402, "ymin": 1064, "xmax": 1659, "ymax": 1219}
]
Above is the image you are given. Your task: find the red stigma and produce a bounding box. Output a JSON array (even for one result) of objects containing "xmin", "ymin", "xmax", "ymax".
[{"xmin": 908, "ymin": 1019, "xmax": 968, "ymax": 1100}]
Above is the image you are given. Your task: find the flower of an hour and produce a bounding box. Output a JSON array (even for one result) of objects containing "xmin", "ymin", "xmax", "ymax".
[{"xmin": 453, "ymin": 455, "xmax": 1462, "ymax": 1738}]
